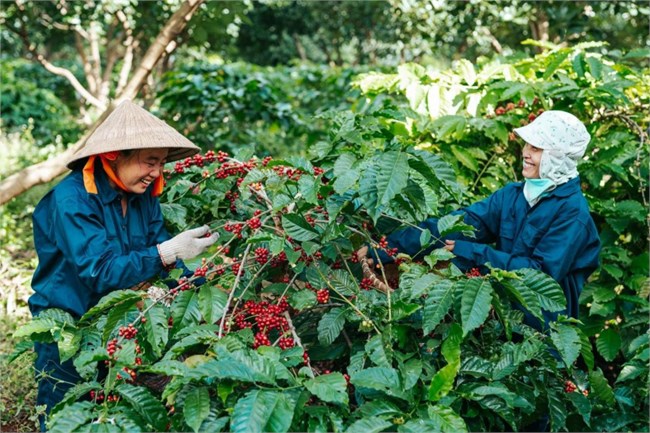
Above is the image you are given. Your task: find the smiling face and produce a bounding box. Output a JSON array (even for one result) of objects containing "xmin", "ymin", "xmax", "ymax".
[
  {"xmin": 113, "ymin": 148, "xmax": 168, "ymax": 194},
  {"xmin": 522, "ymin": 143, "xmax": 543, "ymax": 179}
]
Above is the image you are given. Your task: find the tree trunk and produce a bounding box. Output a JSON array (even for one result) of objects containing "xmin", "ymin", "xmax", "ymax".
[
  {"xmin": 529, "ymin": 8, "xmax": 550, "ymax": 52},
  {"xmin": 0, "ymin": 0, "xmax": 205, "ymax": 206}
]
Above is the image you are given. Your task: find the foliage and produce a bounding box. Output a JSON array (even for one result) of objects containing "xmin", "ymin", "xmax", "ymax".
[
  {"xmin": 155, "ymin": 62, "xmax": 365, "ymax": 157},
  {"xmin": 0, "ymin": 315, "xmax": 39, "ymax": 432},
  {"xmin": 216, "ymin": 0, "xmax": 650, "ymax": 66},
  {"xmin": 0, "ymin": 59, "xmax": 82, "ymax": 147},
  {"xmin": 15, "ymin": 142, "xmax": 595, "ymax": 431},
  {"xmin": 10, "ymin": 45, "xmax": 650, "ymax": 432}
]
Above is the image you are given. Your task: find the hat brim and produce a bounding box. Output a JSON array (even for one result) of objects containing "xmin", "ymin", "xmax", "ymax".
[{"xmin": 513, "ymin": 125, "xmax": 553, "ymax": 150}]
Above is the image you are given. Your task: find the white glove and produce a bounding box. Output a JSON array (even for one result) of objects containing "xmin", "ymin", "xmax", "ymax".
[{"xmin": 158, "ymin": 225, "xmax": 218, "ymax": 266}]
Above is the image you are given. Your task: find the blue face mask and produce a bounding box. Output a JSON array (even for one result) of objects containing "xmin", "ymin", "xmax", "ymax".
[{"xmin": 523, "ymin": 178, "xmax": 555, "ymax": 207}]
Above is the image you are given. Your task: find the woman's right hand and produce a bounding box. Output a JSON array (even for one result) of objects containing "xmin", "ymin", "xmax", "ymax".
[{"xmin": 158, "ymin": 225, "xmax": 219, "ymax": 266}]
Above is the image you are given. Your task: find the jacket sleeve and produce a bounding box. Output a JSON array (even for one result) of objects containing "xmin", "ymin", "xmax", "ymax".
[
  {"xmin": 53, "ymin": 195, "xmax": 165, "ymax": 295},
  {"xmin": 452, "ymin": 212, "xmax": 588, "ymax": 282},
  {"xmin": 373, "ymin": 188, "xmax": 505, "ymax": 263}
]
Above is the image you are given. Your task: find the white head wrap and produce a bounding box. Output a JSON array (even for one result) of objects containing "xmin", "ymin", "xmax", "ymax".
[{"xmin": 514, "ymin": 110, "xmax": 591, "ymax": 186}]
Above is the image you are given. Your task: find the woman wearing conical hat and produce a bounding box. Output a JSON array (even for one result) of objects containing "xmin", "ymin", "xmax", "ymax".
[{"xmin": 29, "ymin": 100, "xmax": 218, "ymax": 430}]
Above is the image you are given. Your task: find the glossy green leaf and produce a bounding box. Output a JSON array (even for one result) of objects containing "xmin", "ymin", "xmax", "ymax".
[
  {"xmin": 143, "ymin": 299, "xmax": 169, "ymax": 358},
  {"xmin": 596, "ymin": 328, "xmax": 622, "ymax": 362},
  {"xmin": 345, "ymin": 417, "xmax": 393, "ymax": 433},
  {"xmin": 184, "ymin": 386, "xmax": 211, "ymax": 433},
  {"xmin": 304, "ymin": 372, "xmax": 349, "ymax": 405},
  {"xmin": 550, "ymin": 323, "xmax": 581, "ymax": 367},
  {"xmin": 589, "ymin": 369, "xmax": 615, "ymax": 405},
  {"xmin": 422, "ymin": 280, "xmax": 455, "ymax": 334},
  {"xmin": 333, "ymin": 153, "xmax": 359, "ymax": 194},
  {"xmin": 460, "ymin": 278, "xmax": 493, "ymax": 336},
  {"xmin": 282, "ymin": 213, "xmax": 319, "ymax": 241},
  {"xmin": 115, "ymin": 383, "xmax": 168, "ymax": 431},
  {"xmin": 317, "ymin": 307, "xmax": 346, "ymax": 345},
  {"xmin": 198, "ymin": 285, "xmax": 228, "ymax": 325}
]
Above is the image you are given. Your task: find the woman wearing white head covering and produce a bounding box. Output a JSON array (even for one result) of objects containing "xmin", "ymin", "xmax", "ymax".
[{"xmin": 362, "ymin": 110, "xmax": 601, "ymax": 331}]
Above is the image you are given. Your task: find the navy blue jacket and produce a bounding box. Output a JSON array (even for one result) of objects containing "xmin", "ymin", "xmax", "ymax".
[
  {"xmin": 375, "ymin": 177, "xmax": 600, "ymax": 324},
  {"xmin": 30, "ymin": 165, "xmax": 174, "ymax": 318}
]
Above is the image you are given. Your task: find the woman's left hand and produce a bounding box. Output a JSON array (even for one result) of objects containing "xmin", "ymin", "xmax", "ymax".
[{"xmin": 444, "ymin": 240, "xmax": 455, "ymax": 252}]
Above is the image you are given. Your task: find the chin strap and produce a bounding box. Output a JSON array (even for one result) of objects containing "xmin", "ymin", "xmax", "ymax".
[{"xmin": 82, "ymin": 151, "xmax": 164, "ymax": 196}]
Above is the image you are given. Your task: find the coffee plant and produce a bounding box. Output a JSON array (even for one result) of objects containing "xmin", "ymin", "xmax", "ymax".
[{"xmin": 14, "ymin": 44, "xmax": 649, "ymax": 432}]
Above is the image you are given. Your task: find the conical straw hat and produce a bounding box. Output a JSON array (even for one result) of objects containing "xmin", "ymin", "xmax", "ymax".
[{"xmin": 67, "ymin": 99, "xmax": 200, "ymax": 168}]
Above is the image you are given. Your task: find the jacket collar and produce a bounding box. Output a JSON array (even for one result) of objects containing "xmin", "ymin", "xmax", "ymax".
[{"xmin": 516, "ymin": 176, "xmax": 581, "ymax": 199}]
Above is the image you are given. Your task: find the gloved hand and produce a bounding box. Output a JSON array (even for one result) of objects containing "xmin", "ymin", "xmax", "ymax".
[{"xmin": 158, "ymin": 225, "xmax": 218, "ymax": 266}]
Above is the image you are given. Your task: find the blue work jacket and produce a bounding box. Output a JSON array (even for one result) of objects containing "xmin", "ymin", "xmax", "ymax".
[
  {"xmin": 30, "ymin": 165, "xmax": 175, "ymax": 318},
  {"xmin": 375, "ymin": 177, "xmax": 601, "ymax": 326}
]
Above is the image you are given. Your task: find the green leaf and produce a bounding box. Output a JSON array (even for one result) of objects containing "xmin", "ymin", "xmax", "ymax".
[
  {"xmin": 198, "ymin": 285, "xmax": 228, "ymax": 325},
  {"xmin": 428, "ymin": 364, "xmax": 458, "ymax": 403},
  {"xmin": 13, "ymin": 317, "xmax": 58, "ymax": 339},
  {"xmin": 543, "ymin": 49, "xmax": 571, "ymax": 79},
  {"xmin": 350, "ymin": 367, "xmax": 406, "ymax": 400},
  {"xmin": 432, "ymin": 115, "xmax": 467, "ymax": 139},
  {"xmin": 586, "ymin": 56, "xmax": 603, "ymax": 80},
  {"xmin": 346, "ymin": 417, "xmax": 393, "ymax": 433},
  {"xmin": 391, "ymin": 300, "xmax": 421, "ymax": 321},
  {"xmin": 354, "ymin": 71, "xmax": 399, "ymax": 93},
  {"xmin": 161, "ymin": 202, "xmax": 188, "ymax": 228},
  {"xmin": 429, "ymin": 324, "xmax": 462, "ymax": 401},
  {"xmin": 48, "ymin": 401, "xmax": 95, "ymax": 433},
  {"xmin": 50, "ymin": 381, "xmax": 101, "ymax": 416},
  {"xmin": 365, "ymin": 334, "xmax": 391, "ymax": 368},
  {"xmin": 589, "ymin": 369, "xmax": 615, "ymax": 405},
  {"xmin": 596, "ymin": 328, "xmax": 621, "ymax": 362},
  {"xmin": 329, "ymin": 269, "xmax": 358, "ymax": 296},
  {"xmin": 289, "ymin": 289, "xmax": 317, "ymax": 311},
  {"xmin": 550, "ymin": 323, "xmax": 581, "ymax": 367},
  {"xmin": 407, "ymin": 150, "xmax": 462, "ymax": 200},
  {"xmin": 57, "ymin": 327, "xmax": 81, "ymax": 363},
  {"xmin": 358, "ymin": 400, "xmax": 402, "ymax": 418},
  {"xmin": 317, "ymin": 307, "xmax": 346, "ymax": 345},
  {"xmin": 304, "ymin": 372, "xmax": 349, "ymax": 405},
  {"xmin": 579, "ymin": 331, "xmax": 595, "ymax": 371},
  {"xmin": 374, "ymin": 151, "xmax": 409, "ymax": 205},
  {"xmin": 115, "ymin": 383, "xmax": 168, "ymax": 431},
  {"xmin": 143, "ymin": 299, "xmax": 169, "ymax": 358},
  {"xmin": 171, "ymin": 290, "xmax": 201, "ymax": 336},
  {"xmin": 282, "ymin": 214, "xmax": 319, "ymax": 241},
  {"xmin": 298, "ymin": 176, "xmax": 319, "ymax": 204},
  {"xmin": 79, "ymin": 291, "xmax": 142, "ymax": 325},
  {"xmin": 184, "ymin": 386, "xmax": 211, "ymax": 433},
  {"xmin": 451, "ymin": 145, "xmax": 479, "ymax": 172},
  {"xmin": 572, "ymin": 52, "xmax": 586, "ymax": 78},
  {"xmin": 231, "ymin": 390, "xmax": 296, "ymax": 433},
  {"xmin": 191, "ymin": 354, "xmax": 276, "ymax": 385},
  {"xmin": 424, "ymin": 248, "xmax": 455, "ymax": 268},
  {"xmin": 333, "ymin": 153, "xmax": 359, "ymax": 194},
  {"xmin": 437, "ymin": 214, "xmax": 475, "ymax": 238},
  {"xmin": 422, "ymin": 280, "xmax": 455, "ymax": 334},
  {"xmin": 460, "ymin": 278, "xmax": 493, "ymax": 336},
  {"xmin": 515, "ymin": 268, "xmax": 565, "ymax": 312},
  {"xmin": 427, "ymin": 405, "xmax": 468, "ymax": 433},
  {"xmin": 547, "ymin": 390, "xmax": 567, "ymax": 432},
  {"xmin": 566, "ymin": 391, "xmax": 592, "ymax": 426},
  {"xmin": 400, "ymin": 358, "xmax": 423, "ymax": 390}
]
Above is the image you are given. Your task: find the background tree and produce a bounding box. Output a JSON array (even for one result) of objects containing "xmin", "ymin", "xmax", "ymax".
[{"xmin": 0, "ymin": 0, "xmax": 208, "ymax": 205}]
